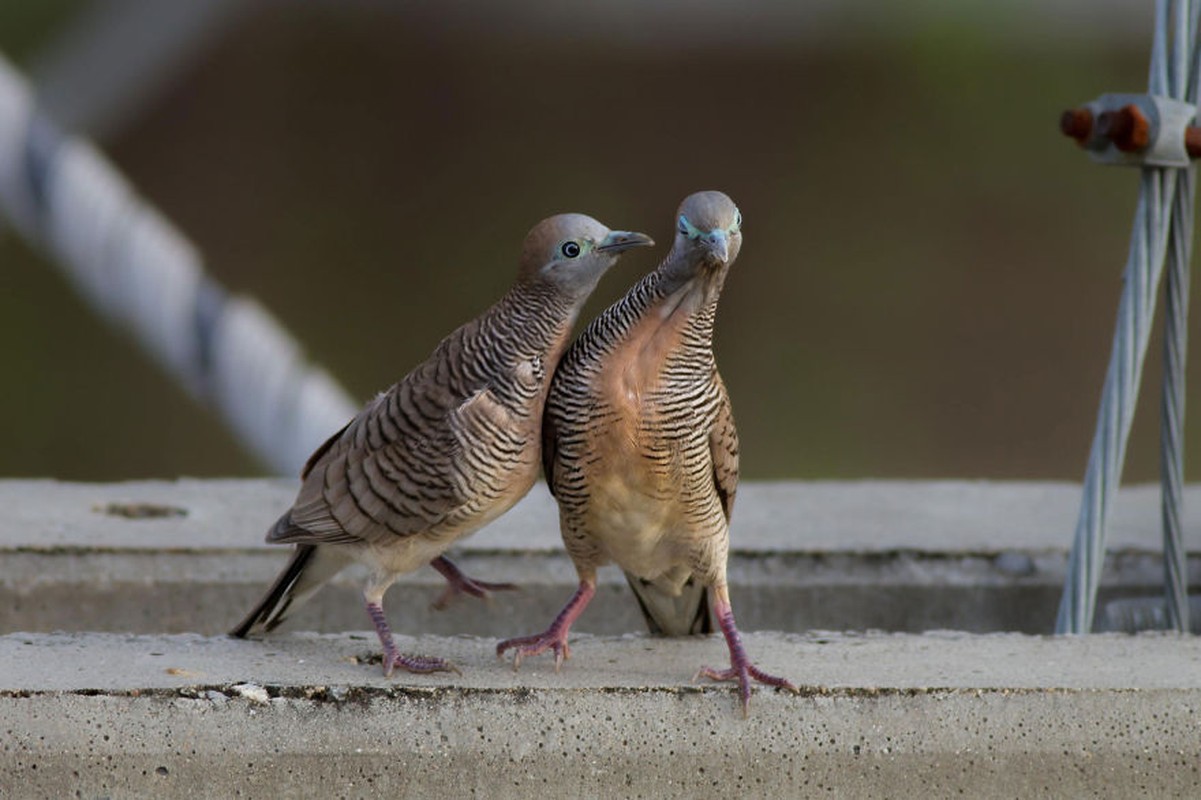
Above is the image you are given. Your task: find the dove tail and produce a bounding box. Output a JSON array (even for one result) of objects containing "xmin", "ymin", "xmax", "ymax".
[
  {"xmin": 230, "ymin": 541, "xmax": 351, "ymax": 637},
  {"xmin": 624, "ymin": 571, "xmax": 712, "ymax": 636}
]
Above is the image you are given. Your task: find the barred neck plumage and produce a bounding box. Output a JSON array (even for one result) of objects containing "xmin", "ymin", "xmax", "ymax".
[
  {"xmin": 579, "ymin": 254, "xmax": 729, "ymax": 368},
  {"xmin": 486, "ymin": 279, "xmax": 578, "ymax": 346},
  {"xmin": 449, "ymin": 279, "xmax": 579, "ymax": 405}
]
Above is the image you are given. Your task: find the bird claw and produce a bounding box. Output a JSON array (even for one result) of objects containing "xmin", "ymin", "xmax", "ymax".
[
  {"xmin": 695, "ymin": 662, "xmax": 798, "ymax": 717},
  {"xmin": 430, "ymin": 557, "xmax": 518, "ymax": 610},
  {"xmin": 432, "ymin": 576, "xmax": 518, "ymax": 611},
  {"xmin": 381, "ymin": 647, "xmax": 461, "ymax": 677},
  {"xmin": 496, "ymin": 631, "xmax": 571, "ymax": 672},
  {"xmin": 496, "ymin": 581, "xmax": 593, "ymax": 672}
]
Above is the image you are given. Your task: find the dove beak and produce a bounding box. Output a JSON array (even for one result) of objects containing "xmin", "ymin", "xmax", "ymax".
[
  {"xmin": 703, "ymin": 230, "xmax": 730, "ymax": 264},
  {"xmin": 596, "ymin": 230, "xmax": 655, "ymax": 253}
]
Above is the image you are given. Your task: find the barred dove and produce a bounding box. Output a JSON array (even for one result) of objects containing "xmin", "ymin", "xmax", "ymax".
[
  {"xmin": 497, "ymin": 191, "xmax": 796, "ymax": 714},
  {"xmin": 231, "ymin": 214, "xmax": 653, "ymax": 675}
]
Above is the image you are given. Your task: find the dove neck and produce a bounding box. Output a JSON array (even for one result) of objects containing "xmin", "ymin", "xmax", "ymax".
[
  {"xmin": 479, "ymin": 280, "xmax": 580, "ymax": 361},
  {"xmin": 570, "ymin": 266, "xmax": 720, "ymax": 380},
  {"xmin": 643, "ymin": 257, "xmax": 727, "ymax": 350}
]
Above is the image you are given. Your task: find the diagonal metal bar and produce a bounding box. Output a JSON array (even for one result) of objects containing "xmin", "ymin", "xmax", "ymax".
[
  {"xmin": 30, "ymin": 0, "xmax": 245, "ymax": 140},
  {"xmin": 0, "ymin": 53, "xmax": 358, "ymax": 476}
]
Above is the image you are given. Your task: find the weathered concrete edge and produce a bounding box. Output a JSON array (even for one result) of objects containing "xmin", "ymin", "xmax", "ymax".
[
  {"xmin": 5, "ymin": 631, "xmax": 1201, "ymax": 797},
  {"xmin": 5, "ymin": 478, "xmax": 1201, "ymax": 553},
  {"xmin": 5, "ymin": 478, "xmax": 1201, "ymax": 637},
  {"xmin": 8, "ymin": 630, "xmax": 1201, "ymax": 692},
  {"xmin": 8, "ymin": 689, "xmax": 1198, "ymax": 798}
]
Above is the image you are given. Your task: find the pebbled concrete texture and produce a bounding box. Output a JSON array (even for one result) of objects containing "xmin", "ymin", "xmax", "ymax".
[{"xmin": 3, "ymin": 631, "xmax": 1201, "ymax": 797}]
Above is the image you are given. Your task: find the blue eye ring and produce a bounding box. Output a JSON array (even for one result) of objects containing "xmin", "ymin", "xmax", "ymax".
[
  {"xmin": 561, "ymin": 241, "xmax": 581, "ymax": 258},
  {"xmin": 678, "ymin": 215, "xmax": 703, "ymax": 239}
]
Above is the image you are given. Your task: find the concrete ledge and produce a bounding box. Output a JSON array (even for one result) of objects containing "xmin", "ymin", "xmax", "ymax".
[
  {"xmin": 3, "ymin": 479, "xmax": 1200, "ymax": 635},
  {"xmin": 4, "ymin": 631, "xmax": 1201, "ymax": 797},
  {"xmin": 4, "ymin": 480, "xmax": 1201, "ymax": 795}
]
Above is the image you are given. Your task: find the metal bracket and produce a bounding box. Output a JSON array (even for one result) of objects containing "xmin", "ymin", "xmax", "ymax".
[{"xmin": 1061, "ymin": 93, "xmax": 1198, "ymax": 168}]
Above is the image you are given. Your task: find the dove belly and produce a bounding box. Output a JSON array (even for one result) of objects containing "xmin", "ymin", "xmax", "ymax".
[{"xmin": 584, "ymin": 466, "xmax": 691, "ymax": 582}]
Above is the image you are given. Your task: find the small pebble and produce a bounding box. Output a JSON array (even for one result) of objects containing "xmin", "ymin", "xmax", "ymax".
[{"xmin": 231, "ymin": 683, "xmax": 269, "ymax": 704}]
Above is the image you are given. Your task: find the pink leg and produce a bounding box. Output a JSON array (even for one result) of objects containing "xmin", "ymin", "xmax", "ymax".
[
  {"xmin": 366, "ymin": 600, "xmax": 459, "ymax": 677},
  {"xmin": 696, "ymin": 589, "xmax": 798, "ymax": 717},
  {"xmin": 429, "ymin": 555, "xmax": 517, "ymax": 610},
  {"xmin": 496, "ymin": 580, "xmax": 595, "ymax": 671}
]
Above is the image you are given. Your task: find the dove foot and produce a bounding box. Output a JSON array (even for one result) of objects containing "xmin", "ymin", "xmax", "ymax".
[
  {"xmin": 381, "ymin": 646, "xmax": 460, "ymax": 677},
  {"xmin": 366, "ymin": 599, "xmax": 459, "ymax": 677},
  {"xmin": 496, "ymin": 580, "xmax": 595, "ymax": 670},
  {"xmin": 429, "ymin": 555, "xmax": 517, "ymax": 610},
  {"xmin": 696, "ymin": 596, "xmax": 798, "ymax": 717}
]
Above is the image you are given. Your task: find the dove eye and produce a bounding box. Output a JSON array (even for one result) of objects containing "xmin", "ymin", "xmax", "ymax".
[
  {"xmin": 561, "ymin": 241, "xmax": 581, "ymax": 258},
  {"xmin": 678, "ymin": 215, "xmax": 703, "ymax": 239}
]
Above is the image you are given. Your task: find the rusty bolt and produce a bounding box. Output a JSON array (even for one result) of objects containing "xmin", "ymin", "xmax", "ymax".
[
  {"xmin": 1060, "ymin": 107, "xmax": 1094, "ymax": 143},
  {"xmin": 1186, "ymin": 127, "xmax": 1201, "ymax": 159},
  {"xmin": 1062, "ymin": 102, "xmax": 1201, "ymax": 160},
  {"xmin": 1096, "ymin": 104, "xmax": 1151, "ymax": 152}
]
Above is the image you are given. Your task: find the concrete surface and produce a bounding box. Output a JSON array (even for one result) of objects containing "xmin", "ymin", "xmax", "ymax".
[
  {"xmin": 3, "ymin": 479, "xmax": 1201, "ymax": 796},
  {"xmin": 3, "ymin": 630, "xmax": 1200, "ymax": 797},
  {"xmin": 2, "ymin": 479, "xmax": 1199, "ymax": 636},
  {"xmin": 7, "ymin": 477, "xmax": 1199, "ymax": 552}
]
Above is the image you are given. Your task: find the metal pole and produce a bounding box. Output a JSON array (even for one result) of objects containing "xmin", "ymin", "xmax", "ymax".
[{"xmin": 0, "ymin": 53, "xmax": 358, "ymax": 476}]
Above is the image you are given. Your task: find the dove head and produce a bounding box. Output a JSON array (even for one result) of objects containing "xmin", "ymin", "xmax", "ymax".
[
  {"xmin": 670, "ymin": 190, "xmax": 742, "ymax": 271},
  {"xmin": 518, "ymin": 213, "xmax": 654, "ymax": 301}
]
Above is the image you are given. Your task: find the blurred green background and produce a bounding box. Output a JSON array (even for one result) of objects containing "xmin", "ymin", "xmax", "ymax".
[{"xmin": 0, "ymin": 2, "xmax": 1185, "ymax": 482}]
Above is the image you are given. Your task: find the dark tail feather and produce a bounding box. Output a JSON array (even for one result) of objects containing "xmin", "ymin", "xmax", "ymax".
[
  {"xmin": 624, "ymin": 571, "xmax": 712, "ymax": 636},
  {"xmin": 231, "ymin": 543, "xmax": 348, "ymax": 637}
]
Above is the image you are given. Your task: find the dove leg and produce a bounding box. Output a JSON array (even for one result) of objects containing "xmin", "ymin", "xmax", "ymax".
[
  {"xmin": 495, "ymin": 577, "xmax": 596, "ymax": 671},
  {"xmin": 429, "ymin": 555, "xmax": 517, "ymax": 610},
  {"xmin": 695, "ymin": 584, "xmax": 798, "ymax": 717},
  {"xmin": 364, "ymin": 591, "xmax": 459, "ymax": 677}
]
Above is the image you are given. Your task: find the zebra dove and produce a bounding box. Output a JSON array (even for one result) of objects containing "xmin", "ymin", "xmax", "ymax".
[
  {"xmin": 231, "ymin": 214, "xmax": 653, "ymax": 676},
  {"xmin": 497, "ymin": 191, "xmax": 796, "ymax": 715}
]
